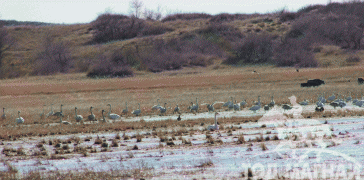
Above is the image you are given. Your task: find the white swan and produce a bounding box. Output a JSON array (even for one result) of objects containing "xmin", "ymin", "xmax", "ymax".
[
  {"xmin": 107, "ymin": 104, "xmax": 121, "ymax": 120},
  {"xmin": 122, "ymin": 102, "xmax": 128, "ymax": 115},
  {"xmin": 190, "ymin": 98, "xmax": 199, "ymax": 112},
  {"xmin": 159, "ymin": 103, "xmax": 167, "ymax": 116},
  {"xmin": 100, "ymin": 110, "xmax": 107, "ymax": 123},
  {"xmin": 88, "ymin": 106, "xmax": 96, "ymax": 121},
  {"xmin": 60, "ymin": 115, "xmax": 72, "ymax": 125},
  {"xmin": 207, "ymin": 112, "xmax": 220, "ymax": 130},
  {"xmin": 268, "ymin": 95, "xmax": 275, "ymax": 107},
  {"xmin": 53, "ymin": 104, "xmax": 64, "ymax": 117},
  {"xmin": 132, "ymin": 103, "xmax": 141, "ymax": 116},
  {"xmin": 288, "ymin": 95, "xmax": 303, "ymax": 119},
  {"xmin": 47, "ymin": 104, "xmax": 54, "ymax": 117},
  {"xmin": 16, "ymin": 111, "xmax": 24, "ymax": 124},
  {"xmin": 233, "ymin": 100, "xmax": 241, "ymax": 111},
  {"xmin": 173, "ymin": 104, "xmax": 180, "ymax": 114},
  {"xmin": 223, "ymin": 97, "xmax": 233, "ymax": 107},
  {"xmin": 249, "ymin": 96, "xmax": 261, "ymax": 113},
  {"xmin": 151, "ymin": 99, "xmax": 161, "ymax": 111},
  {"xmin": 74, "ymin": 107, "xmax": 83, "ymax": 122},
  {"xmin": 201, "ymin": 101, "xmax": 224, "ymax": 112}
]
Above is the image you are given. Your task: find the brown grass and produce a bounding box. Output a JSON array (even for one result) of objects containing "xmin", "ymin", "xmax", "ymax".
[{"xmin": 0, "ymin": 63, "xmax": 363, "ymax": 140}]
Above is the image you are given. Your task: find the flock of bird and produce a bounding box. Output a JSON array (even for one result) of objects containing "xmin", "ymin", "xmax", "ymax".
[{"xmin": 1, "ymin": 92, "xmax": 364, "ymax": 126}]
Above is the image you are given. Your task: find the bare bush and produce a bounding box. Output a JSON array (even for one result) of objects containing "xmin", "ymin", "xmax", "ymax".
[
  {"xmin": 224, "ymin": 33, "xmax": 275, "ymax": 65},
  {"xmin": 161, "ymin": 13, "xmax": 212, "ymax": 22},
  {"xmin": 34, "ymin": 36, "xmax": 72, "ymax": 75},
  {"xmin": 198, "ymin": 23, "xmax": 244, "ymax": 42},
  {"xmin": 87, "ymin": 51, "xmax": 134, "ymax": 78},
  {"xmin": 273, "ymin": 38, "xmax": 318, "ymax": 68},
  {"xmin": 92, "ymin": 14, "xmax": 146, "ymax": 43}
]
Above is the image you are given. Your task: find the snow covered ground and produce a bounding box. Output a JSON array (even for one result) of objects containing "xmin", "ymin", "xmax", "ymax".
[{"xmin": 1, "ymin": 101, "xmax": 364, "ymax": 179}]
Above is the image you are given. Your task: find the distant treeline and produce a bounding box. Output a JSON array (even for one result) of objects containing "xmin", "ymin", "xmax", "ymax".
[{"xmin": 0, "ymin": 20, "xmax": 54, "ymax": 26}]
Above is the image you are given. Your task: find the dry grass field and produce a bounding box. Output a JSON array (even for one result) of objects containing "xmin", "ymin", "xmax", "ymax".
[{"xmin": 0, "ymin": 65, "xmax": 363, "ymax": 138}]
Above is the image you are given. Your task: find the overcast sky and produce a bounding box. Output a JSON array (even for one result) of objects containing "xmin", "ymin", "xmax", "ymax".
[{"xmin": 1, "ymin": 0, "xmax": 342, "ymax": 24}]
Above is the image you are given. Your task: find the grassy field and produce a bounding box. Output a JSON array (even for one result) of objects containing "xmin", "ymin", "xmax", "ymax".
[{"xmin": 0, "ymin": 65, "xmax": 363, "ymax": 138}]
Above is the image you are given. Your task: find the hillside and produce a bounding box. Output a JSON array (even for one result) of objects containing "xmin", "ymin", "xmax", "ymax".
[{"xmin": 0, "ymin": 1, "xmax": 364, "ymax": 79}]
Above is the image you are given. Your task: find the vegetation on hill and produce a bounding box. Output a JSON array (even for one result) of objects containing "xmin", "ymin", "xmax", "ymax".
[{"xmin": 0, "ymin": 1, "xmax": 363, "ymax": 79}]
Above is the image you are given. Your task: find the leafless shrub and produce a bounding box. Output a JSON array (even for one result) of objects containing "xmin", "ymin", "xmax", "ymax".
[
  {"xmin": 94, "ymin": 137, "xmax": 103, "ymax": 144},
  {"xmin": 92, "ymin": 14, "xmax": 146, "ymax": 43},
  {"xmin": 196, "ymin": 158, "xmax": 214, "ymax": 168},
  {"xmin": 237, "ymin": 134, "xmax": 246, "ymax": 144},
  {"xmin": 261, "ymin": 143, "xmax": 268, "ymax": 151},
  {"xmin": 34, "ymin": 36, "xmax": 72, "ymax": 75},
  {"xmin": 87, "ymin": 51, "xmax": 134, "ymax": 78},
  {"xmin": 123, "ymin": 133, "xmax": 131, "ymax": 140},
  {"xmin": 161, "ymin": 13, "xmax": 212, "ymax": 22},
  {"xmin": 224, "ymin": 33, "xmax": 275, "ymax": 65},
  {"xmin": 132, "ymin": 145, "xmax": 139, "ymax": 150},
  {"xmin": 136, "ymin": 134, "xmax": 143, "ymax": 142}
]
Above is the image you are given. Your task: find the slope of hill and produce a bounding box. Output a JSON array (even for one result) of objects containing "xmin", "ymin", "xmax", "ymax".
[{"xmin": 0, "ymin": 1, "xmax": 363, "ymax": 79}]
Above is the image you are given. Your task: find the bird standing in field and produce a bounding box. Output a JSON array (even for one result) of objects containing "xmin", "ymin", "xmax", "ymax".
[
  {"xmin": 1, "ymin": 107, "xmax": 6, "ymax": 120},
  {"xmin": 53, "ymin": 104, "xmax": 64, "ymax": 118},
  {"xmin": 107, "ymin": 104, "xmax": 121, "ymax": 120},
  {"xmin": 132, "ymin": 103, "xmax": 141, "ymax": 116},
  {"xmin": 173, "ymin": 104, "xmax": 180, "ymax": 114},
  {"xmin": 16, "ymin": 111, "xmax": 24, "ymax": 124},
  {"xmin": 74, "ymin": 107, "xmax": 83, "ymax": 122},
  {"xmin": 122, "ymin": 102, "xmax": 128, "ymax": 115},
  {"xmin": 88, "ymin": 106, "xmax": 96, "ymax": 122}
]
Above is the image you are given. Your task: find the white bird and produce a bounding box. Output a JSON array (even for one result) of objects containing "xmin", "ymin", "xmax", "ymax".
[
  {"xmin": 207, "ymin": 112, "xmax": 220, "ymax": 131},
  {"xmin": 107, "ymin": 104, "xmax": 121, "ymax": 120},
  {"xmin": 233, "ymin": 100, "xmax": 240, "ymax": 111},
  {"xmin": 249, "ymin": 96, "xmax": 261, "ymax": 113},
  {"xmin": 1, "ymin": 107, "xmax": 6, "ymax": 120},
  {"xmin": 74, "ymin": 107, "xmax": 83, "ymax": 122},
  {"xmin": 151, "ymin": 99, "xmax": 161, "ymax": 111},
  {"xmin": 190, "ymin": 98, "xmax": 199, "ymax": 112},
  {"xmin": 249, "ymin": 103, "xmax": 261, "ymax": 113},
  {"xmin": 319, "ymin": 92, "xmax": 326, "ymax": 104},
  {"xmin": 47, "ymin": 104, "xmax": 54, "ymax": 117},
  {"xmin": 159, "ymin": 103, "xmax": 167, "ymax": 116},
  {"xmin": 316, "ymin": 101, "xmax": 324, "ymax": 108},
  {"xmin": 88, "ymin": 106, "xmax": 96, "ymax": 121},
  {"xmin": 353, "ymin": 93, "xmax": 359, "ymax": 105},
  {"xmin": 299, "ymin": 99, "xmax": 309, "ymax": 106},
  {"xmin": 132, "ymin": 103, "xmax": 141, "ymax": 116},
  {"xmin": 59, "ymin": 115, "xmax": 72, "ymax": 125},
  {"xmin": 268, "ymin": 95, "xmax": 275, "ymax": 108},
  {"xmin": 173, "ymin": 104, "xmax": 180, "ymax": 114},
  {"xmin": 346, "ymin": 92, "xmax": 352, "ymax": 102},
  {"xmin": 16, "ymin": 111, "xmax": 24, "ymax": 124},
  {"xmin": 223, "ymin": 97, "xmax": 233, "ymax": 107},
  {"xmin": 100, "ymin": 110, "xmax": 107, "ymax": 123},
  {"xmin": 122, "ymin": 102, "xmax": 128, "ymax": 115},
  {"xmin": 228, "ymin": 98, "xmax": 235, "ymax": 111},
  {"xmin": 201, "ymin": 101, "xmax": 224, "ymax": 112},
  {"xmin": 53, "ymin": 104, "xmax": 64, "ymax": 117},
  {"xmin": 240, "ymin": 99, "xmax": 247, "ymax": 107},
  {"xmin": 327, "ymin": 93, "xmax": 336, "ymax": 102}
]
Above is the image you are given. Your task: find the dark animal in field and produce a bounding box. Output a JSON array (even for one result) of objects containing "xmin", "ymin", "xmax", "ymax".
[
  {"xmin": 301, "ymin": 79, "xmax": 325, "ymax": 87},
  {"xmin": 358, "ymin": 78, "xmax": 364, "ymax": 85},
  {"xmin": 315, "ymin": 106, "xmax": 324, "ymax": 112}
]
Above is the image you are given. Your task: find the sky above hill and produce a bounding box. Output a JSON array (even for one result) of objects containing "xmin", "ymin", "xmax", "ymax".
[{"xmin": 1, "ymin": 0, "xmax": 342, "ymax": 24}]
